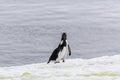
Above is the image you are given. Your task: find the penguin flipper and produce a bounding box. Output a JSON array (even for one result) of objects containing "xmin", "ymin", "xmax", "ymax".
[{"xmin": 68, "ymin": 45, "xmax": 71, "ymax": 56}]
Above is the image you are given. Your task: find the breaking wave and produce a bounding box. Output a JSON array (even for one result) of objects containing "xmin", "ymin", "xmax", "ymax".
[{"xmin": 0, "ymin": 55, "xmax": 120, "ymax": 80}]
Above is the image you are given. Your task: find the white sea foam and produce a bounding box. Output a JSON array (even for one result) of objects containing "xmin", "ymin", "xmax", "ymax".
[{"xmin": 0, "ymin": 55, "xmax": 120, "ymax": 80}]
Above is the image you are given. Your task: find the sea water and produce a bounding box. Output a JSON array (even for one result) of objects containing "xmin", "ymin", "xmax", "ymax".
[{"xmin": 0, "ymin": 0, "xmax": 120, "ymax": 66}]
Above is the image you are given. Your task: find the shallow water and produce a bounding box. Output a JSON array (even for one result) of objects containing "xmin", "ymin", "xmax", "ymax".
[{"xmin": 0, "ymin": 0, "xmax": 120, "ymax": 66}]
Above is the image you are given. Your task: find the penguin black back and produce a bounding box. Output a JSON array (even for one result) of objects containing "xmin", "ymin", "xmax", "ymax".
[{"xmin": 47, "ymin": 45, "xmax": 61, "ymax": 64}]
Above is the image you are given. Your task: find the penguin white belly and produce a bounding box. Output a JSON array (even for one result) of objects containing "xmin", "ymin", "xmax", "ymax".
[
  {"xmin": 64, "ymin": 45, "xmax": 69, "ymax": 58},
  {"xmin": 56, "ymin": 46, "xmax": 69, "ymax": 61}
]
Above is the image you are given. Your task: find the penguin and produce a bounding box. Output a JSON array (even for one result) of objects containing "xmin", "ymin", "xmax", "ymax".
[{"xmin": 47, "ymin": 33, "xmax": 71, "ymax": 64}]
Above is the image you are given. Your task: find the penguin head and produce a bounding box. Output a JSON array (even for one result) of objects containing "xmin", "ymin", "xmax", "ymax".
[{"xmin": 61, "ymin": 32, "xmax": 67, "ymax": 40}]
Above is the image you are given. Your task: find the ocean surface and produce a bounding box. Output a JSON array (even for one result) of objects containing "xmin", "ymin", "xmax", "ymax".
[{"xmin": 0, "ymin": 0, "xmax": 120, "ymax": 67}]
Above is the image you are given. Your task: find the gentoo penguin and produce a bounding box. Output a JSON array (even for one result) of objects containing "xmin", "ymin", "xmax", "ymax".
[{"xmin": 47, "ymin": 33, "xmax": 71, "ymax": 64}]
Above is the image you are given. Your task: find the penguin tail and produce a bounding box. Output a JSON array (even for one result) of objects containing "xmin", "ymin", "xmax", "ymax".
[{"xmin": 47, "ymin": 60, "xmax": 50, "ymax": 64}]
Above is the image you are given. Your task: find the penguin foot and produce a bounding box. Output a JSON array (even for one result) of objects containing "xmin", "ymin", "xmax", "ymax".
[
  {"xmin": 47, "ymin": 60, "xmax": 50, "ymax": 64},
  {"xmin": 63, "ymin": 60, "xmax": 65, "ymax": 62}
]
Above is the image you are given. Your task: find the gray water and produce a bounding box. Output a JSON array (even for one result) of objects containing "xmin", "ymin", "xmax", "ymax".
[{"xmin": 0, "ymin": 0, "xmax": 120, "ymax": 67}]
